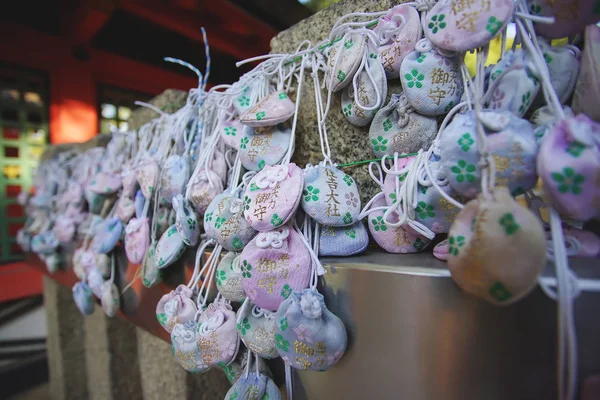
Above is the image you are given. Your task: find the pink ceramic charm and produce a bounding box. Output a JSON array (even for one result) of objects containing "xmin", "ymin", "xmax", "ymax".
[
  {"xmin": 367, "ymin": 196, "xmax": 431, "ymax": 253},
  {"xmin": 240, "ymin": 90, "xmax": 295, "ymax": 127},
  {"xmin": 124, "ymin": 217, "xmax": 150, "ymax": 264},
  {"xmin": 374, "ymin": 4, "xmax": 422, "ymax": 79},
  {"xmin": 156, "ymin": 285, "xmax": 197, "ymax": 333},
  {"xmin": 433, "ymin": 239, "xmax": 449, "ymax": 261},
  {"xmin": 195, "ymin": 302, "xmax": 239, "ymax": 367},
  {"xmin": 241, "ymin": 227, "xmax": 311, "ymax": 311},
  {"xmin": 537, "ymin": 114, "xmax": 600, "ymax": 221},
  {"xmin": 243, "ymin": 164, "xmax": 304, "ymax": 232},
  {"xmin": 425, "ymin": 0, "xmax": 514, "ymax": 52}
]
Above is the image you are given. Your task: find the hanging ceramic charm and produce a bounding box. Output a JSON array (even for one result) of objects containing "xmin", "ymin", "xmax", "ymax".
[
  {"xmin": 400, "ymin": 41, "xmax": 463, "ymax": 116},
  {"xmin": 487, "ymin": 48, "xmax": 541, "ymax": 117},
  {"xmin": 537, "ymin": 114, "xmax": 600, "ymax": 221},
  {"xmin": 572, "ymin": 24, "xmax": 600, "ymax": 122},
  {"xmin": 155, "ymin": 224, "xmax": 186, "ymax": 269},
  {"xmin": 318, "ymin": 221, "xmax": 369, "ymax": 256},
  {"xmin": 173, "ymin": 194, "xmax": 200, "ymax": 246},
  {"xmin": 243, "ymin": 164, "xmax": 304, "ymax": 231},
  {"xmin": 156, "ymin": 285, "xmax": 197, "ymax": 333},
  {"xmin": 239, "ymin": 124, "xmax": 291, "ymax": 172},
  {"xmin": 236, "ymin": 303, "xmax": 279, "ymax": 359},
  {"xmin": 341, "ymin": 50, "xmax": 387, "ymax": 127},
  {"xmin": 73, "ymin": 282, "xmax": 95, "ymax": 315},
  {"xmin": 447, "ymin": 187, "xmax": 546, "ymax": 305},
  {"xmin": 195, "ymin": 302, "xmax": 239, "ymax": 367},
  {"xmin": 425, "ymin": 0, "xmax": 514, "ymax": 52},
  {"xmin": 159, "ymin": 155, "xmax": 190, "ymax": 205},
  {"xmin": 204, "ymin": 192, "xmax": 257, "ymax": 252},
  {"xmin": 327, "ymin": 31, "xmax": 366, "ymax": 92},
  {"xmin": 224, "ymin": 372, "xmax": 282, "ymax": 400},
  {"xmin": 301, "ymin": 163, "xmax": 361, "ymax": 227},
  {"xmin": 440, "ymin": 110, "xmax": 538, "ymax": 198},
  {"xmin": 373, "ymin": 4, "xmax": 422, "ymax": 79},
  {"xmin": 240, "ymin": 226, "xmax": 311, "ymax": 311},
  {"xmin": 215, "ymin": 252, "xmax": 246, "ymax": 303},
  {"xmin": 368, "ymin": 195, "xmax": 431, "ymax": 253},
  {"xmin": 240, "ymin": 90, "xmax": 295, "ymax": 127},
  {"xmin": 274, "ymin": 288, "xmax": 347, "ymax": 371},
  {"xmin": 369, "ymin": 94, "xmax": 437, "ymax": 157}
]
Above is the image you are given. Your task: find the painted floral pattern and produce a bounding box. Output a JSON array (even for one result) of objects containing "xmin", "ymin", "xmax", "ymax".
[
  {"xmin": 371, "ymin": 216, "xmax": 387, "ymax": 232},
  {"xmin": 499, "ymin": 213, "xmax": 520, "ymax": 235},
  {"xmin": 450, "ymin": 160, "xmax": 476, "ymax": 183},
  {"xmin": 448, "ymin": 235, "xmax": 465, "ymax": 256},
  {"xmin": 428, "ymin": 14, "xmax": 446, "ymax": 33},
  {"xmin": 404, "ymin": 69, "xmax": 425, "ymax": 88},
  {"xmin": 241, "ymin": 260, "xmax": 252, "ymax": 278},
  {"xmin": 551, "ymin": 167, "xmax": 585, "ymax": 194}
]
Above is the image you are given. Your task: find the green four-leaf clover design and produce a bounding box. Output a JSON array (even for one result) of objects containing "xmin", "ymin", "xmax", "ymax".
[
  {"xmin": 275, "ymin": 333, "xmax": 289, "ymax": 352},
  {"xmin": 241, "ymin": 260, "xmax": 252, "ymax": 278},
  {"xmin": 371, "ymin": 216, "xmax": 387, "ymax": 232},
  {"xmin": 428, "ymin": 14, "xmax": 446, "ymax": 34},
  {"xmin": 244, "ymin": 195, "xmax": 251, "ymax": 210},
  {"xmin": 489, "ymin": 281, "xmax": 511, "ymax": 302},
  {"xmin": 232, "ymin": 237, "xmax": 243, "ymax": 250},
  {"xmin": 224, "ymin": 127, "xmax": 237, "ymax": 136},
  {"xmin": 255, "ymin": 111, "xmax": 266, "ymax": 121},
  {"xmin": 448, "ymin": 235, "xmax": 465, "ymax": 256},
  {"xmin": 343, "ymin": 103, "xmax": 352, "ymax": 117},
  {"xmin": 303, "ymin": 185, "xmax": 320, "ymax": 202},
  {"xmin": 551, "ymin": 167, "xmax": 585, "ymax": 194},
  {"xmin": 214, "ymin": 216, "xmax": 226, "ymax": 229},
  {"xmin": 343, "ymin": 174, "xmax": 354, "ymax": 186},
  {"xmin": 280, "ymin": 317, "xmax": 288, "ymax": 331},
  {"xmin": 518, "ymin": 92, "xmax": 532, "ymax": 114},
  {"xmin": 237, "ymin": 318, "xmax": 251, "ymax": 335},
  {"xmin": 240, "ymin": 137, "xmax": 249, "ymax": 149},
  {"xmin": 281, "ymin": 284, "xmax": 292, "ymax": 299},
  {"xmin": 413, "ymin": 237, "xmax": 426, "ymax": 251},
  {"xmin": 343, "ymin": 212, "xmax": 353, "ymax": 225},
  {"xmin": 371, "ymin": 135, "xmax": 388, "ymax": 152},
  {"xmin": 238, "ymin": 96, "xmax": 250, "ymax": 107},
  {"xmin": 271, "ymin": 214, "xmax": 284, "ymax": 227},
  {"xmin": 415, "ymin": 201, "xmax": 435, "ymax": 219},
  {"xmin": 486, "ymin": 16, "xmax": 503, "ymax": 36},
  {"xmin": 404, "ymin": 69, "xmax": 425, "ymax": 89},
  {"xmin": 498, "ymin": 212, "xmax": 520, "ymax": 235},
  {"xmin": 278, "ymin": 92, "xmax": 288, "ymax": 100},
  {"xmin": 157, "ymin": 312, "xmax": 167, "ymax": 326},
  {"xmin": 451, "ymin": 160, "xmax": 476, "ymax": 183},
  {"xmin": 344, "ymin": 228, "xmax": 356, "ymax": 239},
  {"xmin": 383, "ymin": 118, "xmax": 393, "ymax": 132},
  {"xmin": 457, "ymin": 133, "xmax": 474, "ymax": 152},
  {"xmin": 566, "ymin": 141, "xmax": 586, "ymax": 158},
  {"xmin": 216, "ymin": 270, "xmax": 227, "ymax": 286}
]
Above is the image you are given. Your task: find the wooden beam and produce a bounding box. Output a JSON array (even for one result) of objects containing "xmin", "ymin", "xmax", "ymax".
[
  {"xmin": 120, "ymin": 0, "xmax": 275, "ymax": 60},
  {"xmin": 60, "ymin": 0, "xmax": 116, "ymax": 46}
]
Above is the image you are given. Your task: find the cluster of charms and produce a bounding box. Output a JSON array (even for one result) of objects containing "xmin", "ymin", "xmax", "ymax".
[{"xmin": 17, "ymin": 0, "xmax": 600, "ymax": 398}]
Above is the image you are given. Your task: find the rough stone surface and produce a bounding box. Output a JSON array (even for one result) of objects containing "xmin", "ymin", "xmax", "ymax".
[
  {"xmin": 44, "ymin": 277, "xmax": 89, "ymax": 400},
  {"xmin": 84, "ymin": 310, "xmax": 112, "ymax": 400},
  {"xmin": 271, "ymin": 0, "xmax": 406, "ymax": 205},
  {"xmin": 106, "ymin": 316, "xmax": 143, "ymax": 399},
  {"xmin": 128, "ymin": 89, "xmax": 188, "ymax": 130},
  {"xmin": 136, "ymin": 327, "xmax": 188, "ymax": 400},
  {"xmin": 136, "ymin": 327, "xmax": 230, "ymax": 400}
]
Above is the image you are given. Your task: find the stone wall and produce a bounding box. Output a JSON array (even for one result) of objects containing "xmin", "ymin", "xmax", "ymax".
[{"xmin": 271, "ymin": 0, "xmax": 406, "ymax": 204}]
